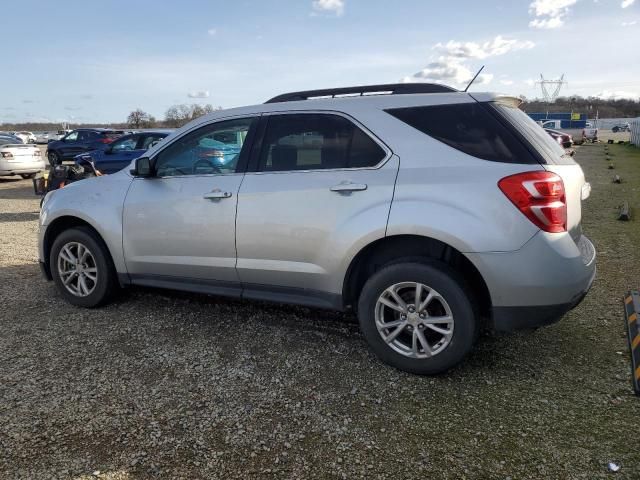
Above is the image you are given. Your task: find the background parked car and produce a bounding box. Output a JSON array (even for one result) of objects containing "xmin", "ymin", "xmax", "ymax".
[
  {"xmin": 612, "ymin": 123, "xmax": 630, "ymax": 133},
  {"xmin": 0, "ymin": 132, "xmax": 24, "ymax": 143},
  {"xmin": 34, "ymin": 132, "xmax": 55, "ymax": 144},
  {"xmin": 13, "ymin": 131, "xmax": 36, "ymax": 144},
  {"xmin": 74, "ymin": 130, "xmax": 171, "ymax": 174},
  {"xmin": 0, "ymin": 135, "xmax": 45, "ymax": 178},
  {"xmin": 46, "ymin": 128, "xmax": 123, "ymax": 166},
  {"xmin": 544, "ymin": 128, "xmax": 573, "ymax": 148}
]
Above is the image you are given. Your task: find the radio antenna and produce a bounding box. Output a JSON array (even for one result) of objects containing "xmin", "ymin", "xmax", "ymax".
[{"xmin": 464, "ymin": 66, "xmax": 485, "ymax": 92}]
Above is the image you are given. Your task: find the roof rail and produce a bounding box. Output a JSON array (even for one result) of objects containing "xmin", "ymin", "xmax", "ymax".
[{"xmin": 264, "ymin": 83, "xmax": 457, "ymax": 104}]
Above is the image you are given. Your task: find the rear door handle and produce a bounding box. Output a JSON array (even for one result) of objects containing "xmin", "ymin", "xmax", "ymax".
[
  {"xmin": 203, "ymin": 189, "xmax": 232, "ymax": 200},
  {"xmin": 330, "ymin": 182, "xmax": 368, "ymax": 193}
]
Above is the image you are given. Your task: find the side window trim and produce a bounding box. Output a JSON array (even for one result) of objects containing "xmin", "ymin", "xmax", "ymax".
[
  {"xmin": 246, "ymin": 110, "xmax": 392, "ymax": 174},
  {"xmin": 150, "ymin": 116, "xmax": 259, "ymax": 178}
]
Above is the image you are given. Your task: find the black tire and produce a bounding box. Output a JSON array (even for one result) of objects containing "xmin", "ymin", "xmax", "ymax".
[
  {"xmin": 48, "ymin": 151, "xmax": 60, "ymax": 167},
  {"xmin": 358, "ymin": 261, "xmax": 477, "ymax": 375},
  {"xmin": 20, "ymin": 173, "xmax": 36, "ymax": 179},
  {"xmin": 49, "ymin": 227, "xmax": 118, "ymax": 307}
]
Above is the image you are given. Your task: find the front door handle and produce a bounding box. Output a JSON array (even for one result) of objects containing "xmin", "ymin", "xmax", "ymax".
[
  {"xmin": 203, "ymin": 189, "xmax": 232, "ymax": 200},
  {"xmin": 330, "ymin": 181, "xmax": 368, "ymax": 193}
]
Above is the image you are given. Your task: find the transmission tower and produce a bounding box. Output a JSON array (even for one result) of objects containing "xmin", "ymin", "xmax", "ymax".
[{"xmin": 536, "ymin": 74, "xmax": 567, "ymax": 102}]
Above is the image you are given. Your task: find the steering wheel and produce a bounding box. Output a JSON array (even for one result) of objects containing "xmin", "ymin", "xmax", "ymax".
[{"xmin": 193, "ymin": 157, "xmax": 221, "ymax": 174}]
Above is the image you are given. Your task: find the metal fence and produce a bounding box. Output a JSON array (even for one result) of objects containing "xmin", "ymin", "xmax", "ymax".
[{"xmin": 632, "ymin": 118, "xmax": 640, "ymax": 147}]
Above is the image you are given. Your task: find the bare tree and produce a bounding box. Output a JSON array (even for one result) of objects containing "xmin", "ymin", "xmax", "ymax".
[
  {"xmin": 127, "ymin": 109, "xmax": 155, "ymax": 128},
  {"xmin": 163, "ymin": 104, "xmax": 222, "ymax": 128}
]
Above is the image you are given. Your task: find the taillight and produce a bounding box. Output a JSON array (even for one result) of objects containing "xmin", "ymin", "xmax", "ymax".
[
  {"xmin": 498, "ymin": 171, "xmax": 567, "ymax": 233},
  {"xmin": 1, "ymin": 152, "xmax": 13, "ymax": 158}
]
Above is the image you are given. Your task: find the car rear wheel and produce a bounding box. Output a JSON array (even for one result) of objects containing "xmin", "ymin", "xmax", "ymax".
[
  {"xmin": 50, "ymin": 227, "xmax": 118, "ymax": 307},
  {"xmin": 48, "ymin": 151, "xmax": 60, "ymax": 167},
  {"xmin": 20, "ymin": 173, "xmax": 36, "ymax": 179},
  {"xmin": 358, "ymin": 261, "xmax": 477, "ymax": 375}
]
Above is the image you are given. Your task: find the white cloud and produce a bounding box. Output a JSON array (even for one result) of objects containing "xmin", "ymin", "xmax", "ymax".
[
  {"xmin": 187, "ymin": 90, "xmax": 210, "ymax": 99},
  {"xmin": 434, "ymin": 36, "xmax": 535, "ymax": 59},
  {"xmin": 403, "ymin": 57, "xmax": 493, "ymax": 86},
  {"xmin": 312, "ymin": 0, "xmax": 345, "ymax": 16},
  {"xmin": 594, "ymin": 90, "xmax": 640, "ymax": 100},
  {"xmin": 500, "ymin": 79, "xmax": 514, "ymax": 86},
  {"xmin": 207, "ymin": 28, "xmax": 217, "ymax": 36},
  {"xmin": 622, "ymin": 20, "xmax": 637, "ymax": 25},
  {"xmin": 403, "ymin": 35, "xmax": 533, "ymax": 88},
  {"xmin": 529, "ymin": 0, "xmax": 578, "ymax": 29},
  {"xmin": 525, "ymin": 78, "xmax": 536, "ymax": 86},
  {"xmin": 622, "ymin": 0, "xmax": 635, "ymax": 7}
]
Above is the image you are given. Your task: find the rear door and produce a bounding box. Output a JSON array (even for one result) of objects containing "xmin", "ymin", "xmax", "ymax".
[{"xmin": 235, "ymin": 112, "xmax": 398, "ymax": 302}]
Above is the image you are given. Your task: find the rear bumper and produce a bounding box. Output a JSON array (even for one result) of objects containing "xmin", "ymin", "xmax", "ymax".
[
  {"xmin": 467, "ymin": 232, "xmax": 596, "ymax": 332},
  {"xmin": 0, "ymin": 159, "xmax": 46, "ymax": 175},
  {"xmin": 0, "ymin": 162, "xmax": 45, "ymax": 176},
  {"xmin": 491, "ymin": 266, "xmax": 595, "ymax": 331}
]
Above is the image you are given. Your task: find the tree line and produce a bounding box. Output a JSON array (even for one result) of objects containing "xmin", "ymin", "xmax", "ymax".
[
  {"xmin": 0, "ymin": 103, "xmax": 223, "ymax": 131},
  {"xmin": 520, "ymin": 96, "xmax": 640, "ymax": 118}
]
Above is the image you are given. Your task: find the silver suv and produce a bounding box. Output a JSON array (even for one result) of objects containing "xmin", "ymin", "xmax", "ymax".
[{"xmin": 38, "ymin": 84, "xmax": 596, "ymax": 374}]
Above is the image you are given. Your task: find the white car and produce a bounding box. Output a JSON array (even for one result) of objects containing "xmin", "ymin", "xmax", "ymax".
[
  {"xmin": 34, "ymin": 132, "xmax": 54, "ymax": 144},
  {"xmin": 13, "ymin": 131, "xmax": 37, "ymax": 144},
  {"xmin": 0, "ymin": 137, "xmax": 45, "ymax": 178}
]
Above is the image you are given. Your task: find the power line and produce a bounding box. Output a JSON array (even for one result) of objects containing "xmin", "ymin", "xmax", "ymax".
[{"xmin": 536, "ymin": 74, "xmax": 567, "ymax": 102}]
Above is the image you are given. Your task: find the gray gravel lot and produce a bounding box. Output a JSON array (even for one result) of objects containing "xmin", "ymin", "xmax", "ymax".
[{"xmin": 1, "ymin": 144, "xmax": 639, "ymax": 479}]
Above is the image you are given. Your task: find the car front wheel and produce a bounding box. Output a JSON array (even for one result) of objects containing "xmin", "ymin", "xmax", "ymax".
[
  {"xmin": 47, "ymin": 151, "xmax": 60, "ymax": 167},
  {"xmin": 50, "ymin": 227, "xmax": 118, "ymax": 307},
  {"xmin": 358, "ymin": 261, "xmax": 477, "ymax": 375}
]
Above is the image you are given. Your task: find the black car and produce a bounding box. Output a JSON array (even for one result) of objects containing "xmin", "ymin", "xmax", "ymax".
[{"xmin": 46, "ymin": 128, "xmax": 123, "ymax": 166}]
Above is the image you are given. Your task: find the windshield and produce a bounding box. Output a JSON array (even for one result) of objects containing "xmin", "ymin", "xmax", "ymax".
[{"xmin": 492, "ymin": 102, "xmax": 574, "ymax": 165}]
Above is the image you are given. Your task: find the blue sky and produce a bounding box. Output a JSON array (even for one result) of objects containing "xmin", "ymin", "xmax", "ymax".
[{"xmin": 2, "ymin": 0, "xmax": 639, "ymax": 124}]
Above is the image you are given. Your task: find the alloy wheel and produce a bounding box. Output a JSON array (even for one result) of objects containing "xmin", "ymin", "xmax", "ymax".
[
  {"xmin": 57, "ymin": 241, "xmax": 98, "ymax": 297},
  {"xmin": 374, "ymin": 282, "xmax": 454, "ymax": 359}
]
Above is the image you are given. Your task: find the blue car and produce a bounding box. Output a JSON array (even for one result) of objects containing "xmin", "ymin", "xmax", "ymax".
[{"xmin": 75, "ymin": 130, "xmax": 171, "ymax": 174}]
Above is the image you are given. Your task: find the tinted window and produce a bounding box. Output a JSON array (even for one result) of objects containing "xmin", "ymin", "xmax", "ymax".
[
  {"xmin": 258, "ymin": 114, "xmax": 386, "ymax": 172},
  {"xmin": 386, "ymin": 103, "xmax": 537, "ymax": 164},
  {"xmin": 155, "ymin": 118, "xmax": 255, "ymax": 177}
]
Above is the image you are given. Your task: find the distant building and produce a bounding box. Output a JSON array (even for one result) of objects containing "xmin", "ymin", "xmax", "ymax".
[{"xmin": 527, "ymin": 112, "xmax": 587, "ymax": 129}]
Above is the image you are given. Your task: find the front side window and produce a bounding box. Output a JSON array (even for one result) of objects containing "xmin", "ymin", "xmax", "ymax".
[
  {"xmin": 258, "ymin": 114, "xmax": 386, "ymax": 172},
  {"xmin": 64, "ymin": 131, "xmax": 79, "ymax": 142},
  {"xmin": 386, "ymin": 103, "xmax": 537, "ymax": 164},
  {"xmin": 155, "ymin": 118, "xmax": 256, "ymax": 177},
  {"xmin": 111, "ymin": 135, "xmax": 138, "ymax": 152}
]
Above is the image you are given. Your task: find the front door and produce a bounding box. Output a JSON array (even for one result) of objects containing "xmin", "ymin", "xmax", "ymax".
[
  {"xmin": 235, "ymin": 113, "xmax": 398, "ymax": 301},
  {"xmin": 122, "ymin": 117, "xmax": 258, "ymax": 292}
]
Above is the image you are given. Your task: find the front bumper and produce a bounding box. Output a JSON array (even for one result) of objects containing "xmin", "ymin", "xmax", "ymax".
[{"xmin": 467, "ymin": 232, "xmax": 596, "ymax": 332}]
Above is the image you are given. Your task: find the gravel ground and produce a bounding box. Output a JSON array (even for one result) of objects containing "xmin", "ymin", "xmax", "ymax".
[{"xmin": 1, "ymin": 144, "xmax": 640, "ymax": 479}]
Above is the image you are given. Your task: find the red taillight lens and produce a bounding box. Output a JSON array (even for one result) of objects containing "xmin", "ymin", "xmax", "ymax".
[{"xmin": 498, "ymin": 171, "xmax": 567, "ymax": 233}]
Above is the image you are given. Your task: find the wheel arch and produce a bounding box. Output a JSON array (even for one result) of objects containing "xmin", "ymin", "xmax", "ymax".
[
  {"xmin": 342, "ymin": 234, "xmax": 492, "ymax": 319},
  {"xmin": 43, "ymin": 215, "xmax": 118, "ymax": 281}
]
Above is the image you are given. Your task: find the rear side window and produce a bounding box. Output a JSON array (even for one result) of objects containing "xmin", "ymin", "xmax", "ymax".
[
  {"xmin": 258, "ymin": 114, "xmax": 386, "ymax": 172},
  {"xmin": 386, "ymin": 103, "xmax": 537, "ymax": 164}
]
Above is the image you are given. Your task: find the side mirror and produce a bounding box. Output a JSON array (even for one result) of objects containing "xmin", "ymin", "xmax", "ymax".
[{"xmin": 130, "ymin": 156, "xmax": 153, "ymax": 177}]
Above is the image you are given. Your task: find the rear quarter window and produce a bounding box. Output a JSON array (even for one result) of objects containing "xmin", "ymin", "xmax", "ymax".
[{"xmin": 386, "ymin": 103, "xmax": 538, "ymax": 164}]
